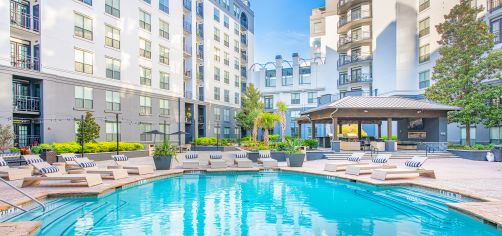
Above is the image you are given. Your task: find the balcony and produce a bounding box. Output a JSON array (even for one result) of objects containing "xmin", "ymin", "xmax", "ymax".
[
  {"xmin": 183, "ymin": 45, "xmax": 192, "ymax": 57},
  {"xmin": 338, "ymin": 10, "xmax": 371, "ymax": 33},
  {"xmin": 240, "ymin": 34, "xmax": 248, "ymax": 46},
  {"xmin": 241, "ymin": 68, "xmax": 247, "ymax": 78},
  {"xmin": 489, "ymin": 0, "xmax": 502, "ymax": 12},
  {"xmin": 338, "ymin": 31, "xmax": 371, "ymax": 51},
  {"xmin": 196, "ymin": 3, "xmax": 204, "ymax": 19},
  {"xmin": 11, "ymin": 56, "xmax": 40, "ymax": 71},
  {"xmin": 196, "ymin": 26, "xmax": 204, "ymax": 41},
  {"xmin": 338, "ymin": 73, "xmax": 372, "ymax": 86},
  {"xmin": 183, "ymin": 0, "xmax": 192, "ymax": 12},
  {"xmin": 10, "ymin": 8, "xmax": 39, "ymax": 33},
  {"xmin": 196, "ymin": 46, "xmax": 204, "ymax": 61},
  {"xmin": 338, "ymin": 0, "xmax": 369, "ymax": 14},
  {"xmin": 15, "ymin": 135, "xmax": 40, "ymax": 148},
  {"xmin": 13, "ymin": 95, "xmax": 40, "ymax": 114},
  {"xmin": 241, "ymin": 51, "xmax": 248, "ymax": 63},
  {"xmin": 184, "ymin": 91, "xmax": 193, "ymax": 99},
  {"xmin": 337, "ymin": 53, "xmax": 372, "ymax": 68},
  {"xmin": 184, "ymin": 70, "xmax": 192, "ymax": 80},
  {"xmin": 183, "ymin": 21, "xmax": 192, "ymax": 34}
]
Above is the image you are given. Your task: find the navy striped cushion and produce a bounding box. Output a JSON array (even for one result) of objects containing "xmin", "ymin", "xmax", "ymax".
[
  {"xmin": 0, "ymin": 158, "xmax": 7, "ymax": 166},
  {"xmin": 39, "ymin": 166, "xmax": 59, "ymax": 174},
  {"xmin": 113, "ymin": 155, "xmax": 128, "ymax": 162},
  {"xmin": 235, "ymin": 152, "xmax": 247, "ymax": 158},
  {"xmin": 79, "ymin": 161, "xmax": 97, "ymax": 168},
  {"xmin": 372, "ymin": 156, "xmax": 388, "ymax": 164},
  {"xmin": 185, "ymin": 152, "xmax": 198, "ymax": 159},
  {"xmin": 348, "ymin": 155, "xmax": 361, "ymax": 162},
  {"xmin": 26, "ymin": 158, "xmax": 44, "ymax": 164},
  {"xmin": 210, "ymin": 153, "xmax": 222, "ymax": 159},
  {"xmin": 405, "ymin": 160, "xmax": 422, "ymax": 168},
  {"xmin": 61, "ymin": 155, "xmax": 77, "ymax": 162}
]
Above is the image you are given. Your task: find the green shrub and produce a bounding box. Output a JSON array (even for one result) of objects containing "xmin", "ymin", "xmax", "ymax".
[
  {"xmin": 195, "ymin": 137, "xmax": 217, "ymax": 146},
  {"xmin": 52, "ymin": 142, "xmax": 82, "ymax": 154},
  {"xmin": 302, "ymin": 139, "xmax": 318, "ymax": 148},
  {"xmin": 9, "ymin": 147, "xmax": 20, "ymax": 153},
  {"xmin": 241, "ymin": 136, "xmax": 251, "ymax": 142},
  {"xmin": 269, "ymin": 134, "xmax": 280, "ymax": 141},
  {"xmin": 448, "ymin": 143, "xmax": 494, "ymax": 150},
  {"xmin": 221, "ymin": 138, "xmax": 236, "ymax": 146},
  {"xmin": 51, "ymin": 141, "xmax": 144, "ymax": 154},
  {"xmin": 381, "ymin": 136, "xmax": 398, "ymax": 141}
]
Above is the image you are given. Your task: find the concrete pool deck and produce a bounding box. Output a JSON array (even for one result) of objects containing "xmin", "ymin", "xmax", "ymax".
[{"xmin": 1, "ymin": 151, "xmax": 502, "ymax": 234}]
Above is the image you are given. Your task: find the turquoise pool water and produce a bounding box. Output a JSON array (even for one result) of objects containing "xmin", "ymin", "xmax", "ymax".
[{"xmin": 2, "ymin": 172, "xmax": 501, "ymax": 235}]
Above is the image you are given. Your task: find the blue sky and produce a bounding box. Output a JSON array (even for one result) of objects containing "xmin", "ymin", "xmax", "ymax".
[{"xmin": 252, "ymin": 0, "xmax": 325, "ymax": 64}]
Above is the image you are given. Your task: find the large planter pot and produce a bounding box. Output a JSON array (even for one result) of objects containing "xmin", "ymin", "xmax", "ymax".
[
  {"xmin": 271, "ymin": 152, "xmax": 286, "ymax": 162},
  {"xmin": 286, "ymin": 154, "xmax": 305, "ymax": 167},
  {"xmin": 153, "ymin": 156, "xmax": 173, "ymax": 170}
]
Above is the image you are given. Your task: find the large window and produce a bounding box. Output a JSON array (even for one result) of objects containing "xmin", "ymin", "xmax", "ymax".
[
  {"xmin": 75, "ymin": 49, "xmax": 93, "ymax": 74},
  {"xmin": 419, "ymin": 44, "xmax": 430, "ymax": 63},
  {"xmin": 159, "ymin": 46, "xmax": 169, "ymax": 64},
  {"xmin": 419, "ymin": 70, "xmax": 430, "ymax": 89},
  {"xmin": 224, "ymin": 15, "xmax": 229, "ymax": 28},
  {"xmin": 419, "ymin": 18, "xmax": 430, "ymax": 38},
  {"xmin": 223, "ymin": 109, "xmax": 230, "ymax": 121},
  {"xmin": 490, "ymin": 127, "xmax": 502, "ymax": 144},
  {"xmin": 214, "ymin": 27, "xmax": 221, "ymax": 42},
  {"xmin": 75, "ymin": 13, "xmax": 93, "ymax": 40},
  {"xmin": 106, "ymin": 121, "xmax": 120, "ymax": 141},
  {"xmin": 234, "ymin": 75, "xmax": 240, "ymax": 88},
  {"xmin": 160, "ymin": 99, "xmax": 170, "ymax": 116},
  {"xmin": 214, "ymin": 87, "xmax": 220, "ymax": 100},
  {"xmin": 214, "ymin": 107, "xmax": 221, "ymax": 120},
  {"xmin": 308, "ymin": 92, "xmax": 317, "ymax": 104},
  {"xmin": 214, "ymin": 67, "xmax": 221, "ymax": 81},
  {"xmin": 224, "ymin": 89, "xmax": 230, "ymax": 102},
  {"xmin": 234, "ymin": 40, "xmax": 240, "ymax": 53},
  {"xmin": 75, "ymin": 86, "xmax": 93, "ymax": 109},
  {"xmin": 313, "ymin": 22, "xmax": 321, "ymax": 33},
  {"xmin": 160, "ymin": 72, "xmax": 170, "ymax": 90},
  {"xmin": 140, "ymin": 96, "xmax": 152, "ymax": 115},
  {"xmin": 214, "ymin": 47, "xmax": 221, "ymax": 62},
  {"xmin": 78, "ymin": 0, "xmax": 92, "ymax": 6},
  {"xmin": 139, "ymin": 10, "xmax": 151, "ymax": 31},
  {"xmin": 139, "ymin": 38, "xmax": 152, "ymax": 59},
  {"xmin": 140, "ymin": 123, "xmax": 152, "ymax": 141},
  {"xmin": 234, "ymin": 92, "xmax": 240, "ymax": 104},
  {"xmin": 224, "ymin": 52, "xmax": 230, "ymax": 66},
  {"xmin": 291, "ymin": 93, "xmax": 300, "ymax": 105},
  {"xmin": 105, "ymin": 0, "xmax": 120, "ymax": 17},
  {"xmin": 140, "ymin": 66, "xmax": 151, "ymax": 86},
  {"xmin": 224, "ymin": 33, "xmax": 229, "ymax": 47},
  {"xmin": 159, "ymin": 20, "xmax": 170, "ymax": 40},
  {"xmin": 159, "ymin": 0, "xmax": 169, "ymax": 13},
  {"xmin": 264, "ymin": 96, "xmax": 274, "ymax": 109},
  {"xmin": 214, "ymin": 7, "xmax": 220, "ymax": 22},
  {"xmin": 491, "ymin": 18, "xmax": 501, "ymax": 44},
  {"xmin": 105, "ymin": 25, "xmax": 120, "ymax": 49},
  {"xmin": 224, "ymin": 71, "xmax": 230, "ymax": 84},
  {"xmin": 105, "ymin": 57, "xmax": 120, "ymax": 80},
  {"xmin": 105, "ymin": 91, "xmax": 121, "ymax": 111},
  {"xmin": 460, "ymin": 127, "xmax": 476, "ymax": 145},
  {"xmin": 419, "ymin": 0, "xmax": 430, "ymax": 12},
  {"xmin": 299, "ymin": 67, "xmax": 311, "ymax": 84},
  {"xmin": 282, "ymin": 68, "xmax": 293, "ymax": 86},
  {"xmin": 265, "ymin": 70, "xmax": 277, "ymax": 87}
]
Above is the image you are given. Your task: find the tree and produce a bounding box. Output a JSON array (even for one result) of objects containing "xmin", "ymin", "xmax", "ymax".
[
  {"xmin": 425, "ymin": 1, "xmax": 502, "ymax": 146},
  {"xmin": 251, "ymin": 109, "xmax": 262, "ymax": 143},
  {"xmin": 236, "ymin": 83, "xmax": 264, "ymax": 140},
  {"xmin": 0, "ymin": 124, "xmax": 15, "ymax": 153},
  {"xmin": 76, "ymin": 112, "xmax": 101, "ymax": 143},
  {"xmin": 276, "ymin": 101, "xmax": 287, "ymax": 142},
  {"xmin": 255, "ymin": 112, "xmax": 280, "ymax": 146}
]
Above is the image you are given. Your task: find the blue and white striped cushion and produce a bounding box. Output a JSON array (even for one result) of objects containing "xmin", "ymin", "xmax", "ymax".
[
  {"xmin": 405, "ymin": 160, "xmax": 422, "ymax": 168},
  {"xmin": 235, "ymin": 152, "xmax": 247, "ymax": 158},
  {"xmin": 0, "ymin": 158, "xmax": 7, "ymax": 166},
  {"xmin": 79, "ymin": 161, "xmax": 97, "ymax": 168},
  {"xmin": 210, "ymin": 153, "xmax": 222, "ymax": 159},
  {"xmin": 39, "ymin": 166, "xmax": 59, "ymax": 174},
  {"xmin": 259, "ymin": 152, "xmax": 271, "ymax": 158},
  {"xmin": 348, "ymin": 155, "xmax": 361, "ymax": 162},
  {"xmin": 61, "ymin": 155, "xmax": 77, "ymax": 162},
  {"xmin": 372, "ymin": 156, "xmax": 388, "ymax": 164},
  {"xmin": 113, "ymin": 155, "xmax": 128, "ymax": 162},
  {"xmin": 185, "ymin": 152, "xmax": 198, "ymax": 159},
  {"xmin": 26, "ymin": 158, "xmax": 44, "ymax": 164}
]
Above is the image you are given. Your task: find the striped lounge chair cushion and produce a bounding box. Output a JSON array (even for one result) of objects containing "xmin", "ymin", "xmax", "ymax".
[
  {"xmin": 26, "ymin": 158, "xmax": 44, "ymax": 164},
  {"xmin": 372, "ymin": 156, "xmax": 388, "ymax": 164},
  {"xmin": 0, "ymin": 158, "xmax": 7, "ymax": 166},
  {"xmin": 185, "ymin": 152, "xmax": 198, "ymax": 159},
  {"xmin": 61, "ymin": 155, "xmax": 77, "ymax": 162},
  {"xmin": 79, "ymin": 161, "xmax": 97, "ymax": 168},
  {"xmin": 348, "ymin": 155, "xmax": 362, "ymax": 162},
  {"xmin": 39, "ymin": 166, "xmax": 59, "ymax": 174},
  {"xmin": 210, "ymin": 153, "xmax": 223, "ymax": 159},
  {"xmin": 259, "ymin": 152, "xmax": 271, "ymax": 158},
  {"xmin": 235, "ymin": 152, "xmax": 247, "ymax": 158},
  {"xmin": 113, "ymin": 155, "xmax": 128, "ymax": 162},
  {"xmin": 405, "ymin": 160, "xmax": 423, "ymax": 168}
]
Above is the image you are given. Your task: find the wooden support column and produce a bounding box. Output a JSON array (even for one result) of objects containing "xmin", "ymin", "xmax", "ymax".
[
  {"xmin": 387, "ymin": 118, "xmax": 393, "ymax": 138},
  {"xmin": 339, "ymin": 123, "xmax": 343, "ymax": 134},
  {"xmin": 332, "ymin": 117, "xmax": 338, "ymax": 140},
  {"xmin": 311, "ymin": 121, "xmax": 316, "ymax": 139},
  {"xmin": 378, "ymin": 123, "xmax": 382, "ymax": 138},
  {"xmin": 357, "ymin": 121, "xmax": 362, "ymax": 139},
  {"xmin": 298, "ymin": 123, "xmax": 302, "ymax": 139}
]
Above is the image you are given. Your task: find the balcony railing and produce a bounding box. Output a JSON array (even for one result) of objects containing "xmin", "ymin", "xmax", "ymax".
[
  {"xmin": 338, "ymin": 53, "xmax": 372, "ymax": 67},
  {"xmin": 10, "ymin": 10, "xmax": 39, "ymax": 32},
  {"xmin": 338, "ymin": 31, "xmax": 371, "ymax": 48},
  {"xmin": 338, "ymin": 10, "xmax": 371, "ymax": 28},
  {"xmin": 184, "ymin": 45, "xmax": 192, "ymax": 55},
  {"xmin": 196, "ymin": 48, "xmax": 204, "ymax": 60},
  {"xmin": 11, "ymin": 56, "xmax": 40, "ymax": 71},
  {"xmin": 241, "ymin": 68, "xmax": 247, "ymax": 78},
  {"xmin": 183, "ymin": 0, "xmax": 192, "ymax": 11},
  {"xmin": 196, "ymin": 3, "xmax": 204, "ymax": 18},
  {"xmin": 183, "ymin": 22, "xmax": 192, "ymax": 34},
  {"xmin": 241, "ymin": 34, "xmax": 248, "ymax": 45},
  {"xmin": 13, "ymin": 95, "xmax": 40, "ymax": 113},
  {"xmin": 196, "ymin": 27, "xmax": 204, "ymax": 39},
  {"xmin": 15, "ymin": 135, "xmax": 40, "ymax": 148},
  {"xmin": 338, "ymin": 73, "xmax": 372, "ymax": 86}
]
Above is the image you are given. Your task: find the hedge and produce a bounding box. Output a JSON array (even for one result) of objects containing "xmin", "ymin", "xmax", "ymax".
[{"xmin": 49, "ymin": 142, "xmax": 144, "ymax": 154}]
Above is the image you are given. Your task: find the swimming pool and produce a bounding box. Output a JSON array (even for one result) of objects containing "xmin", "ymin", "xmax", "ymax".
[{"xmin": 2, "ymin": 172, "xmax": 500, "ymax": 235}]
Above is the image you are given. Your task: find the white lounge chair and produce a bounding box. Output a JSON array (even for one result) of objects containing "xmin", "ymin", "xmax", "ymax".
[
  {"xmin": 209, "ymin": 152, "xmax": 227, "ymax": 169},
  {"xmin": 234, "ymin": 152, "xmax": 253, "ymax": 168},
  {"xmin": 59, "ymin": 153, "xmax": 81, "ymax": 169},
  {"xmin": 371, "ymin": 156, "xmax": 435, "ymax": 180},
  {"xmin": 183, "ymin": 152, "xmax": 200, "ymax": 169},
  {"xmin": 324, "ymin": 152, "xmax": 366, "ymax": 172},
  {"xmin": 0, "ymin": 157, "xmax": 31, "ymax": 181},
  {"xmin": 21, "ymin": 155, "xmax": 102, "ymax": 187},
  {"xmin": 109, "ymin": 155, "xmax": 154, "ymax": 175},
  {"xmin": 72, "ymin": 157, "xmax": 128, "ymax": 180},
  {"xmin": 345, "ymin": 154, "xmax": 395, "ymax": 175},
  {"xmin": 257, "ymin": 150, "xmax": 278, "ymax": 168}
]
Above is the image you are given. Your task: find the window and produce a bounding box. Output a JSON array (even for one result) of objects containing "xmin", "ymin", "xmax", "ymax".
[
  {"xmin": 214, "ymin": 27, "xmax": 221, "ymax": 42},
  {"xmin": 106, "ymin": 91, "xmax": 121, "ymax": 111},
  {"xmin": 106, "ymin": 57, "xmax": 120, "ymax": 80},
  {"xmin": 159, "ymin": 0, "xmax": 169, "ymax": 13},
  {"xmin": 139, "ymin": 96, "xmax": 152, "ymax": 115},
  {"xmin": 419, "ymin": 0, "xmax": 430, "ymax": 12},
  {"xmin": 419, "ymin": 44, "xmax": 430, "ymax": 63},
  {"xmin": 419, "ymin": 70, "xmax": 431, "ymax": 89},
  {"xmin": 139, "ymin": 10, "xmax": 151, "ymax": 31},
  {"xmin": 214, "ymin": 67, "xmax": 221, "ymax": 81},
  {"xmin": 419, "ymin": 18, "xmax": 430, "ymax": 38},
  {"xmin": 160, "ymin": 99, "xmax": 170, "ymax": 116},
  {"xmin": 491, "ymin": 18, "xmax": 501, "ymax": 44},
  {"xmin": 224, "ymin": 15, "xmax": 229, "ymax": 28},
  {"xmin": 234, "ymin": 92, "xmax": 240, "ymax": 104},
  {"xmin": 143, "ymin": 0, "xmax": 151, "ymax": 4},
  {"xmin": 313, "ymin": 38, "xmax": 321, "ymax": 48},
  {"xmin": 233, "ymin": 4, "xmax": 240, "ymax": 18},
  {"xmin": 140, "ymin": 66, "xmax": 152, "ymax": 86},
  {"xmin": 265, "ymin": 70, "xmax": 277, "ymax": 87},
  {"xmin": 160, "ymin": 72, "xmax": 170, "ymax": 90},
  {"xmin": 224, "ymin": 89, "xmax": 230, "ymax": 102},
  {"xmin": 105, "ymin": 25, "xmax": 120, "ymax": 49},
  {"xmin": 308, "ymin": 92, "xmax": 316, "ymax": 104},
  {"xmin": 291, "ymin": 93, "xmax": 300, "ymax": 105},
  {"xmin": 139, "ymin": 38, "xmax": 152, "ymax": 59},
  {"xmin": 78, "ymin": 0, "xmax": 92, "ymax": 6},
  {"xmin": 300, "ymin": 67, "xmax": 311, "ymax": 84},
  {"xmin": 234, "ymin": 75, "xmax": 240, "ymax": 87},
  {"xmin": 159, "ymin": 46, "xmax": 169, "ymax": 64},
  {"xmin": 159, "ymin": 20, "xmax": 169, "ymax": 40},
  {"xmin": 106, "ymin": 121, "xmax": 120, "ymax": 141},
  {"xmin": 313, "ymin": 22, "xmax": 321, "ymax": 33},
  {"xmin": 74, "ymin": 13, "xmax": 93, "ymax": 40},
  {"xmin": 75, "ymin": 86, "xmax": 93, "ymax": 109},
  {"xmin": 75, "ymin": 49, "xmax": 93, "ymax": 74},
  {"xmin": 490, "ymin": 127, "xmax": 502, "ymax": 144},
  {"xmin": 160, "ymin": 123, "xmax": 170, "ymax": 137},
  {"xmin": 214, "ymin": 47, "xmax": 221, "ymax": 62},
  {"xmin": 290, "ymin": 111, "xmax": 300, "ymax": 118},
  {"xmin": 224, "ymin": 33, "xmax": 229, "ymax": 47},
  {"xmin": 105, "ymin": 0, "xmax": 120, "ymax": 17},
  {"xmin": 460, "ymin": 127, "xmax": 476, "ymax": 145},
  {"xmin": 223, "ymin": 0, "xmax": 230, "ymax": 9},
  {"xmin": 264, "ymin": 96, "xmax": 274, "ymax": 109},
  {"xmin": 234, "ymin": 22, "xmax": 240, "ymax": 35},
  {"xmin": 224, "ymin": 52, "xmax": 230, "ymax": 65},
  {"xmin": 234, "ymin": 57, "xmax": 240, "ymax": 70},
  {"xmin": 140, "ymin": 123, "xmax": 152, "ymax": 141},
  {"xmin": 234, "ymin": 40, "xmax": 239, "ymax": 53},
  {"xmin": 214, "ymin": 7, "xmax": 220, "ymax": 22},
  {"xmin": 224, "ymin": 71, "xmax": 230, "ymax": 84},
  {"xmin": 214, "ymin": 87, "xmax": 221, "ymax": 100},
  {"xmin": 214, "ymin": 107, "xmax": 221, "ymax": 120},
  {"xmin": 223, "ymin": 109, "xmax": 230, "ymax": 121},
  {"xmin": 282, "ymin": 68, "xmax": 293, "ymax": 86}
]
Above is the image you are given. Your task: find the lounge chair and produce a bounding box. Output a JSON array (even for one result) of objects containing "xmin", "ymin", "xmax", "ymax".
[
  {"xmin": 234, "ymin": 152, "xmax": 253, "ymax": 168},
  {"xmin": 72, "ymin": 157, "xmax": 128, "ymax": 180},
  {"xmin": 371, "ymin": 156, "xmax": 435, "ymax": 180},
  {"xmin": 21, "ymin": 155, "xmax": 102, "ymax": 187},
  {"xmin": 324, "ymin": 152, "xmax": 366, "ymax": 172},
  {"xmin": 59, "ymin": 153, "xmax": 81, "ymax": 169},
  {"xmin": 110, "ymin": 155, "xmax": 154, "ymax": 175},
  {"xmin": 209, "ymin": 152, "xmax": 227, "ymax": 169},
  {"xmin": 182, "ymin": 152, "xmax": 200, "ymax": 169},
  {"xmin": 345, "ymin": 154, "xmax": 395, "ymax": 175},
  {"xmin": 0, "ymin": 157, "xmax": 31, "ymax": 180},
  {"xmin": 257, "ymin": 150, "xmax": 278, "ymax": 168}
]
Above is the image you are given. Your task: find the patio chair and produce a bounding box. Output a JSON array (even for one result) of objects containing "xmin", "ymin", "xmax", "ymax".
[
  {"xmin": 371, "ymin": 156, "xmax": 435, "ymax": 180},
  {"xmin": 183, "ymin": 152, "xmax": 200, "ymax": 169},
  {"xmin": 72, "ymin": 157, "xmax": 128, "ymax": 180},
  {"xmin": 324, "ymin": 152, "xmax": 366, "ymax": 172},
  {"xmin": 234, "ymin": 152, "xmax": 253, "ymax": 168},
  {"xmin": 59, "ymin": 153, "xmax": 81, "ymax": 169},
  {"xmin": 21, "ymin": 155, "xmax": 102, "ymax": 187},
  {"xmin": 209, "ymin": 152, "xmax": 227, "ymax": 169},
  {"xmin": 257, "ymin": 150, "xmax": 278, "ymax": 168},
  {"xmin": 0, "ymin": 157, "xmax": 31, "ymax": 181},
  {"xmin": 109, "ymin": 155, "xmax": 154, "ymax": 175},
  {"xmin": 345, "ymin": 154, "xmax": 395, "ymax": 175}
]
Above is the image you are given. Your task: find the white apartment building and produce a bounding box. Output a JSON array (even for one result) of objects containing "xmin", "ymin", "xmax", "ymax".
[{"xmin": 1, "ymin": 0, "xmax": 254, "ymax": 147}]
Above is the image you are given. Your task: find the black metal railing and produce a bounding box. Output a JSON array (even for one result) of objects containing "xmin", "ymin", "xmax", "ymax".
[
  {"xmin": 338, "ymin": 9, "xmax": 371, "ymax": 28},
  {"xmin": 196, "ymin": 3, "xmax": 204, "ymax": 18},
  {"xmin": 338, "ymin": 31, "xmax": 371, "ymax": 48},
  {"xmin": 13, "ymin": 95, "xmax": 40, "ymax": 112},
  {"xmin": 338, "ymin": 73, "xmax": 372, "ymax": 86},
  {"xmin": 15, "ymin": 135, "xmax": 40, "ymax": 148},
  {"xmin": 10, "ymin": 9, "xmax": 39, "ymax": 32},
  {"xmin": 338, "ymin": 53, "xmax": 372, "ymax": 67},
  {"xmin": 11, "ymin": 56, "xmax": 40, "ymax": 71}
]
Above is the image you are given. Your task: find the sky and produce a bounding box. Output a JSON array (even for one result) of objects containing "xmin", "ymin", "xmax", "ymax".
[{"xmin": 251, "ymin": 0, "xmax": 325, "ymax": 64}]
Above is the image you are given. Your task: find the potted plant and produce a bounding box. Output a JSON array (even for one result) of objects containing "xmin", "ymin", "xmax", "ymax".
[
  {"xmin": 152, "ymin": 139, "xmax": 177, "ymax": 170},
  {"xmin": 285, "ymin": 139, "xmax": 305, "ymax": 167}
]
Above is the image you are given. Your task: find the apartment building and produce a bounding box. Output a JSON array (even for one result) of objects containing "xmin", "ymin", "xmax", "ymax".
[{"xmin": 1, "ymin": 0, "xmax": 254, "ymax": 147}]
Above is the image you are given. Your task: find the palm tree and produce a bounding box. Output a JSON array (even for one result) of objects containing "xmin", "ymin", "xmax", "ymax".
[
  {"xmin": 251, "ymin": 109, "xmax": 262, "ymax": 143},
  {"xmin": 276, "ymin": 101, "xmax": 287, "ymax": 142},
  {"xmin": 256, "ymin": 112, "xmax": 280, "ymax": 146}
]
